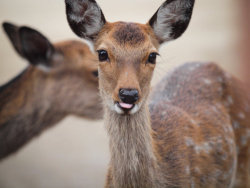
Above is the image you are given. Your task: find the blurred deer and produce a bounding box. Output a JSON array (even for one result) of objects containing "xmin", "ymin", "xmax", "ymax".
[
  {"xmin": 0, "ymin": 22, "xmax": 103, "ymax": 160},
  {"xmin": 66, "ymin": 0, "xmax": 250, "ymax": 187}
]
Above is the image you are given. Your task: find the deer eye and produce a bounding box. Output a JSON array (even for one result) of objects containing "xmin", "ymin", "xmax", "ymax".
[
  {"xmin": 92, "ymin": 70, "xmax": 98, "ymax": 77},
  {"xmin": 147, "ymin": 52, "xmax": 159, "ymax": 64},
  {"xmin": 97, "ymin": 50, "xmax": 109, "ymax": 62}
]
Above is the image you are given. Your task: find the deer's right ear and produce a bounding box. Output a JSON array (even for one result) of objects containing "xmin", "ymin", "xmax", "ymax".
[
  {"xmin": 65, "ymin": 0, "xmax": 106, "ymax": 41},
  {"xmin": 2, "ymin": 22, "xmax": 24, "ymax": 58}
]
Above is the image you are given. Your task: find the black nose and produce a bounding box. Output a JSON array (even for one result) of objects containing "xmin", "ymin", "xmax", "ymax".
[{"xmin": 119, "ymin": 89, "xmax": 139, "ymax": 104}]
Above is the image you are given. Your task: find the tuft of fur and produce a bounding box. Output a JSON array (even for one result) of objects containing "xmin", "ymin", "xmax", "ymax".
[{"xmin": 105, "ymin": 105, "xmax": 166, "ymax": 188}]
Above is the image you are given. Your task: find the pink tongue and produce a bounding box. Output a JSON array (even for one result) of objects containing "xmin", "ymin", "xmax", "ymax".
[{"xmin": 119, "ymin": 102, "xmax": 133, "ymax": 109}]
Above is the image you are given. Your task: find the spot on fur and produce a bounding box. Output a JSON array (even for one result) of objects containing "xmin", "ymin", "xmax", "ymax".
[
  {"xmin": 232, "ymin": 121, "xmax": 240, "ymax": 129},
  {"xmin": 227, "ymin": 96, "xmax": 233, "ymax": 105},
  {"xmin": 203, "ymin": 78, "xmax": 212, "ymax": 85},
  {"xmin": 217, "ymin": 76, "xmax": 223, "ymax": 83},
  {"xmin": 185, "ymin": 137, "xmax": 194, "ymax": 147},
  {"xmin": 195, "ymin": 167, "xmax": 201, "ymax": 174},
  {"xmin": 185, "ymin": 165, "xmax": 190, "ymax": 175},
  {"xmin": 237, "ymin": 112, "xmax": 245, "ymax": 119}
]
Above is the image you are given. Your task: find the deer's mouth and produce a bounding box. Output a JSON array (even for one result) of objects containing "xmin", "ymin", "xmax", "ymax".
[
  {"xmin": 118, "ymin": 102, "xmax": 134, "ymax": 109},
  {"xmin": 114, "ymin": 102, "xmax": 139, "ymax": 115}
]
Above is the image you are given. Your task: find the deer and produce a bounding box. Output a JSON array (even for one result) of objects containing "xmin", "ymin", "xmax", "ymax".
[
  {"xmin": 65, "ymin": 0, "xmax": 250, "ymax": 187},
  {"xmin": 0, "ymin": 22, "xmax": 103, "ymax": 160}
]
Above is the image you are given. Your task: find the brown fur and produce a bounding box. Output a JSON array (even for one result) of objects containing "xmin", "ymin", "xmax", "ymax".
[
  {"xmin": 0, "ymin": 40, "xmax": 103, "ymax": 160},
  {"xmin": 150, "ymin": 62, "xmax": 250, "ymax": 187},
  {"xmin": 112, "ymin": 22, "xmax": 146, "ymax": 46}
]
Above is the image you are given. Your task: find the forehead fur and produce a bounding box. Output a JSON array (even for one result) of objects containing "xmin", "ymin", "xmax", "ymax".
[{"xmin": 111, "ymin": 22, "xmax": 146, "ymax": 46}]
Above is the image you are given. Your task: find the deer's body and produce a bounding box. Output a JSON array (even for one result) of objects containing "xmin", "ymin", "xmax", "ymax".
[
  {"xmin": 0, "ymin": 23, "xmax": 103, "ymax": 160},
  {"xmin": 66, "ymin": 0, "xmax": 250, "ymax": 187},
  {"xmin": 150, "ymin": 62, "xmax": 250, "ymax": 187}
]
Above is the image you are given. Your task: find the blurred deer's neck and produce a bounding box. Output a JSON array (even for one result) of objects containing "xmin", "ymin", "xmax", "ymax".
[
  {"xmin": 1, "ymin": 67, "xmax": 32, "ymax": 120},
  {"xmin": 0, "ymin": 67, "xmax": 62, "ymax": 160},
  {"xmin": 0, "ymin": 67, "xmax": 46, "ymax": 124},
  {"xmin": 105, "ymin": 105, "xmax": 161, "ymax": 188}
]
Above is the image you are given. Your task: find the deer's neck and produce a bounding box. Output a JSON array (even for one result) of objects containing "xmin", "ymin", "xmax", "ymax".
[
  {"xmin": 105, "ymin": 105, "xmax": 161, "ymax": 188},
  {"xmin": 0, "ymin": 68, "xmax": 63, "ymax": 159}
]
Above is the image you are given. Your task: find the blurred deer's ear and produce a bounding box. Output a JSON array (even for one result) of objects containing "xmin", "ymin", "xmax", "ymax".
[
  {"xmin": 148, "ymin": 0, "xmax": 195, "ymax": 44},
  {"xmin": 19, "ymin": 26, "xmax": 55, "ymax": 69},
  {"xmin": 65, "ymin": 0, "xmax": 106, "ymax": 41},
  {"xmin": 3, "ymin": 22, "xmax": 56, "ymax": 72},
  {"xmin": 2, "ymin": 22, "xmax": 25, "ymax": 57}
]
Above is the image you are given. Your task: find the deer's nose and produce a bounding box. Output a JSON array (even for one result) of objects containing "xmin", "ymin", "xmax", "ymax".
[{"xmin": 119, "ymin": 89, "xmax": 139, "ymax": 104}]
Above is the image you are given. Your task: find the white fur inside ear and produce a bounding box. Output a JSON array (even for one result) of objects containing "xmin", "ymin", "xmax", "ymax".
[
  {"xmin": 152, "ymin": 7, "xmax": 173, "ymax": 41},
  {"xmin": 67, "ymin": 0, "xmax": 85, "ymax": 22},
  {"xmin": 37, "ymin": 64, "xmax": 51, "ymax": 72},
  {"xmin": 151, "ymin": 0, "xmax": 192, "ymax": 41},
  {"xmin": 67, "ymin": 0, "xmax": 105, "ymax": 37}
]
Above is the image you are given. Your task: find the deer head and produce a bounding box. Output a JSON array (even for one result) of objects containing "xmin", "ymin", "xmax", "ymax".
[
  {"xmin": 65, "ymin": 0, "xmax": 194, "ymax": 115},
  {"xmin": 2, "ymin": 22, "xmax": 101, "ymax": 118}
]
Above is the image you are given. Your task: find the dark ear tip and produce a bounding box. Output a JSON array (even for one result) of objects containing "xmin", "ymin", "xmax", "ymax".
[
  {"xmin": 2, "ymin": 22, "xmax": 16, "ymax": 33},
  {"xmin": 2, "ymin": 22, "xmax": 11, "ymax": 28},
  {"xmin": 19, "ymin": 26, "xmax": 33, "ymax": 34},
  {"xmin": 65, "ymin": 0, "xmax": 97, "ymax": 4},
  {"xmin": 18, "ymin": 26, "xmax": 43, "ymax": 41},
  {"xmin": 19, "ymin": 26, "xmax": 52, "ymax": 47},
  {"xmin": 2, "ymin": 22, "xmax": 9, "ymax": 29},
  {"xmin": 18, "ymin": 27, "xmax": 30, "ymax": 40}
]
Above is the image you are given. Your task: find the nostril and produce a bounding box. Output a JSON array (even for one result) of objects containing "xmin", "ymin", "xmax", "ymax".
[
  {"xmin": 130, "ymin": 90, "xmax": 138, "ymax": 98},
  {"xmin": 119, "ymin": 89, "xmax": 139, "ymax": 104},
  {"xmin": 119, "ymin": 89, "xmax": 125, "ymax": 96}
]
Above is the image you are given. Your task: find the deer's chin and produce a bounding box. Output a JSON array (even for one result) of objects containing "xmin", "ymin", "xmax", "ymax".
[{"xmin": 114, "ymin": 102, "xmax": 140, "ymax": 115}]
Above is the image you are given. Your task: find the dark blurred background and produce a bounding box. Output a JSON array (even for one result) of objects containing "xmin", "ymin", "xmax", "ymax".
[{"xmin": 0, "ymin": 0, "xmax": 249, "ymax": 187}]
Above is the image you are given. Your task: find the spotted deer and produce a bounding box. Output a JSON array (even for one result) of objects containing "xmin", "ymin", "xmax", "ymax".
[
  {"xmin": 0, "ymin": 22, "xmax": 103, "ymax": 160},
  {"xmin": 66, "ymin": 0, "xmax": 250, "ymax": 187}
]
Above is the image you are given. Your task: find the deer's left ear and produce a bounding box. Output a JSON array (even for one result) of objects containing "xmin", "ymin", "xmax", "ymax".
[
  {"xmin": 65, "ymin": 0, "xmax": 106, "ymax": 41},
  {"xmin": 148, "ymin": 0, "xmax": 195, "ymax": 44}
]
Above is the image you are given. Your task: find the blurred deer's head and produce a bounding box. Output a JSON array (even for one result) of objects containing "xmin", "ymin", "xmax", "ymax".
[{"xmin": 2, "ymin": 22, "xmax": 102, "ymax": 119}]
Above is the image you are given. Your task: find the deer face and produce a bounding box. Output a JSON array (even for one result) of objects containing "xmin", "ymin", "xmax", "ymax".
[
  {"xmin": 95, "ymin": 22, "xmax": 158, "ymax": 114},
  {"xmin": 3, "ymin": 22, "xmax": 102, "ymax": 119},
  {"xmin": 65, "ymin": 0, "xmax": 195, "ymax": 114},
  {"xmin": 47, "ymin": 40, "xmax": 101, "ymax": 118},
  {"xmin": 53, "ymin": 40, "xmax": 98, "ymax": 83}
]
